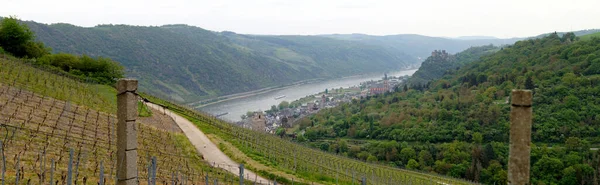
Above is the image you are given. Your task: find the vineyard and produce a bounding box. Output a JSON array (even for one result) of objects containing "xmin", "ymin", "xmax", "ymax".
[
  {"xmin": 0, "ymin": 56, "xmax": 255, "ymax": 184},
  {"xmin": 0, "ymin": 54, "xmax": 477, "ymax": 184},
  {"xmin": 143, "ymin": 94, "xmax": 478, "ymax": 185}
]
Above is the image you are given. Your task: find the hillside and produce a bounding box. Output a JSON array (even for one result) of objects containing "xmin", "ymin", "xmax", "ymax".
[
  {"xmin": 408, "ymin": 45, "xmax": 499, "ymax": 86},
  {"xmin": 296, "ymin": 34, "xmax": 600, "ymax": 184},
  {"xmin": 142, "ymin": 93, "xmax": 474, "ymax": 185},
  {"xmin": 0, "ymin": 56, "xmax": 238, "ymax": 184},
  {"xmin": 322, "ymin": 34, "xmax": 520, "ymax": 60},
  {"xmin": 581, "ymin": 32, "xmax": 600, "ymax": 40},
  {"xmin": 23, "ymin": 21, "xmax": 415, "ymax": 103},
  {"xmin": 323, "ymin": 29, "xmax": 600, "ymax": 60}
]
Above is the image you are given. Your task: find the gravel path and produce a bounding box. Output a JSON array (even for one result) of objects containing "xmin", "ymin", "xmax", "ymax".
[{"xmin": 146, "ymin": 102, "xmax": 271, "ymax": 184}]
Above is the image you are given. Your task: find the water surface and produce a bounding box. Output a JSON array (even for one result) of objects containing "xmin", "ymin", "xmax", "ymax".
[{"xmin": 200, "ymin": 69, "xmax": 417, "ymax": 121}]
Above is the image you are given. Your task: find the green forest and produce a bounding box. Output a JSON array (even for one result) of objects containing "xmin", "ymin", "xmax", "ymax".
[
  {"xmin": 23, "ymin": 21, "xmax": 419, "ymax": 103},
  {"xmin": 408, "ymin": 45, "xmax": 499, "ymax": 86},
  {"xmin": 0, "ymin": 17, "xmax": 124, "ymax": 85},
  {"xmin": 295, "ymin": 34, "xmax": 600, "ymax": 184}
]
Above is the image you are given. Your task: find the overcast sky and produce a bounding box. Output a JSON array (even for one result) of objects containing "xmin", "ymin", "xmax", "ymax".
[{"xmin": 2, "ymin": 0, "xmax": 599, "ymax": 38}]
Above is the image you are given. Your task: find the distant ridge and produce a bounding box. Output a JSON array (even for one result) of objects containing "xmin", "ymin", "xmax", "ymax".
[
  {"xmin": 23, "ymin": 21, "xmax": 415, "ymax": 103},
  {"xmin": 14, "ymin": 17, "xmax": 599, "ymax": 103},
  {"xmin": 453, "ymin": 36, "xmax": 500, "ymax": 40}
]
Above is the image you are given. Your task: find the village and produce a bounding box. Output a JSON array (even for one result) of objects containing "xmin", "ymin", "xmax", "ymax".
[{"xmin": 236, "ymin": 73, "xmax": 410, "ymax": 134}]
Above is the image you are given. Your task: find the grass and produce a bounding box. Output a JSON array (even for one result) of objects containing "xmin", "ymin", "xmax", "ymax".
[
  {"xmin": 580, "ymin": 32, "xmax": 600, "ymax": 41},
  {"xmin": 138, "ymin": 101, "xmax": 153, "ymax": 117},
  {"xmin": 207, "ymin": 134, "xmax": 317, "ymax": 185},
  {"xmin": 0, "ymin": 56, "xmax": 234, "ymax": 184}
]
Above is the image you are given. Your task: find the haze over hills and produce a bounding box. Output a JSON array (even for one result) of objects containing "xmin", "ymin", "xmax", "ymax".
[
  {"xmin": 24, "ymin": 21, "xmax": 417, "ymax": 103},
  {"xmin": 453, "ymin": 36, "xmax": 500, "ymax": 40},
  {"xmin": 21, "ymin": 19, "xmax": 600, "ymax": 103},
  {"xmin": 324, "ymin": 29, "xmax": 600, "ymax": 59}
]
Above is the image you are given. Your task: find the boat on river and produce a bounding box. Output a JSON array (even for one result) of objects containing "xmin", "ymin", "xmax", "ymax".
[
  {"xmin": 274, "ymin": 95, "xmax": 286, "ymax": 100},
  {"xmin": 215, "ymin": 112, "xmax": 229, "ymax": 117}
]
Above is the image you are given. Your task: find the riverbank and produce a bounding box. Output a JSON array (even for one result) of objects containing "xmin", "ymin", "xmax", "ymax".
[
  {"xmin": 192, "ymin": 77, "xmax": 326, "ymax": 108},
  {"xmin": 200, "ymin": 69, "xmax": 418, "ymax": 121},
  {"xmin": 192, "ymin": 68, "xmax": 417, "ymax": 109}
]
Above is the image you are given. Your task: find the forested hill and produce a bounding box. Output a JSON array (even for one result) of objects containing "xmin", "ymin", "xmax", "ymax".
[
  {"xmin": 23, "ymin": 22, "xmax": 414, "ymax": 103},
  {"xmin": 408, "ymin": 45, "xmax": 499, "ymax": 86},
  {"xmin": 323, "ymin": 30, "xmax": 600, "ymax": 60},
  {"xmin": 296, "ymin": 34, "xmax": 600, "ymax": 183}
]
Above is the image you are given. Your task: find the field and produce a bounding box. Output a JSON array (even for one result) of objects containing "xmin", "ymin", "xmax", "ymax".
[
  {"xmin": 0, "ymin": 56, "xmax": 241, "ymax": 184},
  {"xmin": 580, "ymin": 32, "xmax": 600, "ymax": 40}
]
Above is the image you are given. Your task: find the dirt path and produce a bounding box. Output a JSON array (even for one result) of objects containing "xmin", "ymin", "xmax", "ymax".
[{"xmin": 145, "ymin": 102, "xmax": 271, "ymax": 184}]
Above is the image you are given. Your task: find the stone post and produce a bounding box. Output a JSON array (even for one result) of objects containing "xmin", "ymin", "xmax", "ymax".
[
  {"xmin": 117, "ymin": 79, "xmax": 138, "ymax": 185},
  {"xmin": 508, "ymin": 90, "xmax": 532, "ymax": 185}
]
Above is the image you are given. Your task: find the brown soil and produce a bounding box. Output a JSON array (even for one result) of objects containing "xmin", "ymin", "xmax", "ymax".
[{"xmin": 138, "ymin": 105, "xmax": 182, "ymax": 133}]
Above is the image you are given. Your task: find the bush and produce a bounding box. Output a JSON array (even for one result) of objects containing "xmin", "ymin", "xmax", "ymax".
[
  {"xmin": 36, "ymin": 53, "xmax": 124, "ymax": 85},
  {"xmin": 0, "ymin": 16, "xmax": 49, "ymax": 58}
]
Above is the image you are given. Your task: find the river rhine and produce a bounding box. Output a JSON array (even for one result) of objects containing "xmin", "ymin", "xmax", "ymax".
[{"xmin": 199, "ymin": 69, "xmax": 417, "ymax": 121}]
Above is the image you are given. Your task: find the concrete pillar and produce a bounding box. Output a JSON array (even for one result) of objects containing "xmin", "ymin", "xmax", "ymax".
[
  {"xmin": 508, "ymin": 90, "xmax": 532, "ymax": 185},
  {"xmin": 116, "ymin": 79, "xmax": 139, "ymax": 185}
]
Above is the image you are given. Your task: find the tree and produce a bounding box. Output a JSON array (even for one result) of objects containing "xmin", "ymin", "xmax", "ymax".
[
  {"xmin": 367, "ymin": 155, "xmax": 378, "ymax": 162},
  {"xmin": 338, "ymin": 140, "xmax": 348, "ymax": 153},
  {"xmin": 400, "ymin": 147, "xmax": 416, "ymax": 164},
  {"xmin": 275, "ymin": 127, "xmax": 286, "ymax": 137},
  {"xmin": 246, "ymin": 111, "xmax": 254, "ymax": 118},
  {"xmin": 565, "ymin": 137, "xmax": 582, "ymax": 152},
  {"xmin": 270, "ymin": 105, "xmax": 278, "ymax": 112},
  {"xmin": 418, "ymin": 150, "xmax": 433, "ymax": 167},
  {"xmin": 525, "ymin": 76, "xmax": 535, "ymax": 90},
  {"xmin": 278, "ymin": 101, "xmax": 290, "ymax": 110},
  {"xmin": 406, "ymin": 159, "xmax": 420, "ymax": 170},
  {"xmin": 0, "ymin": 16, "xmax": 48, "ymax": 58},
  {"xmin": 472, "ymin": 132, "xmax": 483, "ymax": 144},
  {"xmin": 533, "ymin": 155, "xmax": 564, "ymax": 182}
]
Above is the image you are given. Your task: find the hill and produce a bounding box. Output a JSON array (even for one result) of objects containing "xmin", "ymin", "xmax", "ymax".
[
  {"xmin": 0, "ymin": 55, "xmax": 238, "ymax": 184},
  {"xmin": 23, "ymin": 21, "xmax": 416, "ymax": 103},
  {"xmin": 295, "ymin": 34, "xmax": 600, "ymax": 184},
  {"xmin": 323, "ymin": 29, "xmax": 600, "ymax": 60},
  {"xmin": 581, "ymin": 32, "xmax": 600, "ymax": 40},
  {"xmin": 454, "ymin": 36, "xmax": 500, "ymax": 40},
  {"xmin": 141, "ymin": 93, "xmax": 474, "ymax": 185},
  {"xmin": 322, "ymin": 33, "xmax": 521, "ymax": 60},
  {"xmin": 408, "ymin": 45, "xmax": 499, "ymax": 86}
]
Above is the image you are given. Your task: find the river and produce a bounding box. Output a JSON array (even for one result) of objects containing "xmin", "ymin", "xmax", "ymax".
[{"xmin": 199, "ymin": 69, "xmax": 417, "ymax": 121}]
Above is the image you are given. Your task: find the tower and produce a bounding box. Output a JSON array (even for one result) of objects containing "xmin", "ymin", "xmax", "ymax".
[{"xmin": 384, "ymin": 73, "xmax": 389, "ymax": 92}]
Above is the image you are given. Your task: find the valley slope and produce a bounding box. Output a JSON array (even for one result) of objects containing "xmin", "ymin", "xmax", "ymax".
[
  {"xmin": 25, "ymin": 22, "xmax": 415, "ymax": 103},
  {"xmin": 295, "ymin": 34, "xmax": 600, "ymax": 184}
]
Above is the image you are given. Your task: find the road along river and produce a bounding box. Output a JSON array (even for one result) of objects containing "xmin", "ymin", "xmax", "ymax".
[{"xmin": 200, "ymin": 69, "xmax": 417, "ymax": 121}]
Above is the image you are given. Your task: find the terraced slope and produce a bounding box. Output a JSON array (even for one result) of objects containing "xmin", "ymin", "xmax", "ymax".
[
  {"xmin": 143, "ymin": 94, "xmax": 475, "ymax": 185},
  {"xmin": 0, "ymin": 56, "xmax": 236, "ymax": 184}
]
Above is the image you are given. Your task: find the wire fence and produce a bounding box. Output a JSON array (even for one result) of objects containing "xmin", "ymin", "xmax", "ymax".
[{"xmin": 0, "ymin": 86, "xmax": 278, "ymax": 185}]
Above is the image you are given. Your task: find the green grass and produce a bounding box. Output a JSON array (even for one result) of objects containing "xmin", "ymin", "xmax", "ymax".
[
  {"xmin": 0, "ymin": 55, "xmax": 117, "ymax": 113},
  {"xmin": 580, "ymin": 32, "xmax": 600, "ymax": 40},
  {"xmin": 138, "ymin": 101, "xmax": 153, "ymax": 117}
]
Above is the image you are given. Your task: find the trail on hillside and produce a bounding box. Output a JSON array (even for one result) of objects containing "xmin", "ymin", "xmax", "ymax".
[{"xmin": 145, "ymin": 103, "xmax": 271, "ymax": 184}]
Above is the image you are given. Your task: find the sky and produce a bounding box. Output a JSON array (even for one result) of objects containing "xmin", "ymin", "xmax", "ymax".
[{"xmin": 2, "ymin": 0, "xmax": 600, "ymax": 38}]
